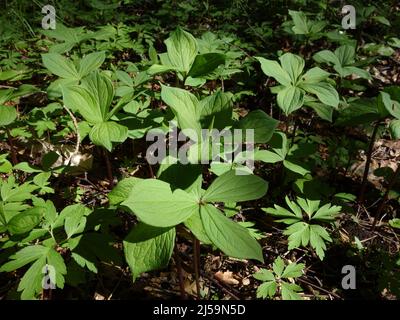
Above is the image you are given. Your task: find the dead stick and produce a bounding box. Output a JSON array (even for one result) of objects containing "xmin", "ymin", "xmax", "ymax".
[{"xmin": 358, "ymin": 122, "xmax": 380, "ymax": 204}]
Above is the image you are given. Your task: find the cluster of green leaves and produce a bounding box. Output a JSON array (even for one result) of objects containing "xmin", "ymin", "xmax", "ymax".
[
  {"xmin": 253, "ymin": 257, "xmax": 305, "ymax": 300},
  {"xmin": 110, "ymin": 170, "xmax": 268, "ymax": 279},
  {"xmin": 264, "ymin": 197, "xmax": 341, "ymax": 260},
  {"xmin": 256, "ymin": 53, "xmax": 339, "ymax": 119}
]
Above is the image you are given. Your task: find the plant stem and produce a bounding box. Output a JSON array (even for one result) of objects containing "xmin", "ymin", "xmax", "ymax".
[
  {"xmin": 193, "ymin": 236, "xmax": 201, "ymax": 299},
  {"xmin": 358, "ymin": 122, "xmax": 380, "ymax": 204},
  {"xmin": 103, "ymin": 148, "xmax": 114, "ymax": 187},
  {"xmin": 371, "ymin": 165, "xmax": 400, "ymax": 230},
  {"xmin": 174, "ymin": 249, "xmax": 187, "ymax": 300},
  {"xmin": 6, "ymin": 127, "xmax": 18, "ymax": 165}
]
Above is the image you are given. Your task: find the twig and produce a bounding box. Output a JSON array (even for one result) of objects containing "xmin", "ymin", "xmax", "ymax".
[
  {"xmin": 297, "ymin": 277, "xmax": 342, "ymax": 300},
  {"xmin": 358, "ymin": 122, "xmax": 380, "ymax": 204}
]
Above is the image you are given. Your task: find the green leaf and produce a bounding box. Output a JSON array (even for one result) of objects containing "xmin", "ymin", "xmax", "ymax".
[
  {"xmin": 165, "ymin": 27, "xmax": 198, "ymax": 74},
  {"xmin": 256, "ymin": 281, "xmax": 277, "ymax": 299},
  {"xmin": 82, "ymin": 71, "xmax": 114, "ymax": 120},
  {"xmin": 272, "ymin": 257, "xmax": 285, "ymax": 277},
  {"xmin": 62, "ymin": 85, "xmax": 103, "ymax": 123},
  {"xmin": 277, "ymin": 86, "xmax": 304, "ymax": 115},
  {"xmin": 256, "ymin": 57, "xmax": 291, "ymax": 86},
  {"xmin": 254, "ymin": 150, "xmax": 284, "ymax": 163},
  {"xmin": 301, "ymin": 67, "xmax": 330, "ymax": 83},
  {"xmin": 300, "ymin": 82, "xmax": 339, "ymax": 108},
  {"xmin": 281, "ymin": 282, "xmax": 303, "ymax": 300},
  {"xmin": 311, "ymin": 203, "xmax": 341, "ymax": 222},
  {"xmin": 237, "ymin": 110, "xmax": 279, "ymax": 143},
  {"xmin": 78, "ymin": 51, "xmax": 106, "ymax": 78},
  {"xmin": 381, "ymin": 92, "xmax": 400, "ymax": 119},
  {"xmin": 253, "ymin": 268, "xmax": 275, "ymax": 282},
  {"xmin": 389, "ymin": 119, "xmax": 400, "ymax": 140},
  {"xmin": 335, "ymin": 45, "xmax": 355, "ymax": 66},
  {"xmin": 122, "ymin": 179, "xmax": 198, "ymax": 227},
  {"xmin": 279, "ymin": 53, "xmax": 305, "ymax": 83},
  {"xmin": 389, "ymin": 218, "xmax": 400, "ymax": 229},
  {"xmin": 203, "ymin": 170, "xmax": 268, "ymax": 203},
  {"xmin": 184, "ymin": 210, "xmax": 212, "ymax": 244},
  {"xmin": 305, "ymin": 101, "xmax": 333, "ymax": 122},
  {"xmin": 89, "ymin": 121, "xmax": 128, "ymax": 152},
  {"xmin": 199, "ymin": 90, "xmax": 233, "ymax": 130},
  {"xmin": 0, "ymin": 105, "xmax": 17, "ymax": 126},
  {"xmin": 63, "ymin": 204, "xmax": 91, "ymax": 238},
  {"xmin": 309, "ymin": 224, "xmax": 331, "ymax": 260},
  {"xmin": 161, "ymin": 85, "xmax": 201, "ymax": 135},
  {"xmin": 200, "ymin": 204, "xmax": 263, "ymax": 262},
  {"xmin": 188, "ymin": 53, "xmax": 226, "ymax": 78},
  {"xmin": 0, "ymin": 245, "xmax": 66, "ymax": 299},
  {"xmin": 281, "ymin": 262, "xmax": 304, "ymax": 278},
  {"xmin": 7, "ymin": 207, "xmax": 44, "ymax": 235},
  {"xmin": 18, "ymin": 256, "xmax": 46, "ymax": 299},
  {"xmin": 42, "ymin": 53, "xmax": 79, "ymax": 80},
  {"xmin": 0, "ymin": 245, "xmax": 48, "ymax": 272},
  {"xmin": 124, "ymin": 223, "xmax": 175, "ymax": 280},
  {"xmin": 109, "ymin": 177, "xmax": 142, "ymax": 205},
  {"xmin": 313, "ymin": 50, "xmax": 340, "ymax": 65},
  {"xmin": 289, "ymin": 10, "xmax": 309, "ymax": 34}
]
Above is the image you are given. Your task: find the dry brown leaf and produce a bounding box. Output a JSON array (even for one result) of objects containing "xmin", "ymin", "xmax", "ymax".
[{"xmin": 215, "ymin": 271, "xmax": 239, "ymax": 285}]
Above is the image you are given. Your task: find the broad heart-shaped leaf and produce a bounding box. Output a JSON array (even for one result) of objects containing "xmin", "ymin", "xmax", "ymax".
[
  {"xmin": 161, "ymin": 85, "xmax": 201, "ymax": 135},
  {"xmin": 300, "ymin": 82, "xmax": 339, "ymax": 108},
  {"xmin": 203, "ymin": 170, "xmax": 268, "ymax": 203},
  {"xmin": 199, "ymin": 90, "xmax": 233, "ymax": 130},
  {"xmin": 200, "ymin": 204, "xmax": 263, "ymax": 262},
  {"xmin": 279, "ymin": 53, "xmax": 305, "ymax": 84},
  {"xmin": 236, "ymin": 110, "xmax": 279, "ymax": 143},
  {"xmin": 78, "ymin": 51, "xmax": 106, "ymax": 78},
  {"xmin": 122, "ymin": 179, "xmax": 199, "ymax": 227},
  {"xmin": 0, "ymin": 105, "xmax": 17, "ymax": 126},
  {"xmin": 277, "ymin": 86, "xmax": 304, "ymax": 115},
  {"xmin": 256, "ymin": 57, "xmax": 291, "ymax": 86},
  {"xmin": 7, "ymin": 207, "xmax": 45, "ymax": 235},
  {"xmin": 165, "ymin": 27, "xmax": 198, "ymax": 74},
  {"xmin": 188, "ymin": 53, "xmax": 226, "ymax": 78},
  {"xmin": 89, "ymin": 121, "xmax": 128, "ymax": 152},
  {"xmin": 124, "ymin": 223, "xmax": 175, "ymax": 280},
  {"xmin": 42, "ymin": 53, "xmax": 80, "ymax": 80}
]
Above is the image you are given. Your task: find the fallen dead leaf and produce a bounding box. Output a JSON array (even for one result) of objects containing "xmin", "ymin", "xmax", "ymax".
[{"xmin": 215, "ymin": 271, "xmax": 239, "ymax": 285}]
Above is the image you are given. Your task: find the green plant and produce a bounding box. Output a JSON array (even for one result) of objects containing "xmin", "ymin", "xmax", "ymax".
[
  {"xmin": 110, "ymin": 170, "xmax": 268, "ymax": 279},
  {"xmin": 253, "ymin": 257, "xmax": 305, "ymax": 300},
  {"xmin": 263, "ymin": 197, "xmax": 341, "ymax": 259},
  {"xmin": 256, "ymin": 52, "xmax": 339, "ymax": 118}
]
